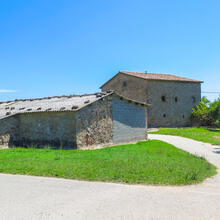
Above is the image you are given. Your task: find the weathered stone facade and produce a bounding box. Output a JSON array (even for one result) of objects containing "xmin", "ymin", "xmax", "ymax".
[
  {"xmin": 0, "ymin": 112, "xmax": 76, "ymax": 148},
  {"xmin": 0, "ymin": 134, "xmax": 10, "ymax": 148},
  {"xmin": 15, "ymin": 112, "xmax": 77, "ymax": 148},
  {"xmin": 0, "ymin": 116, "xmax": 18, "ymax": 148},
  {"xmin": 146, "ymin": 80, "xmax": 201, "ymax": 127},
  {"xmin": 0, "ymin": 93, "xmax": 147, "ymax": 149},
  {"xmin": 75, "ymin": 95, "xmax": 113, "ymax": 148},
  {"xmin": 102, "ymin": 73, "xmax": 148, "ymax": 103},
  {"xmin": 101, "ymin": 72, "xmax": 202, "ymax": 127}
]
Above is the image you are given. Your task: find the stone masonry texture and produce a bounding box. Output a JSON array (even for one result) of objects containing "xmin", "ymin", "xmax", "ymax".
[
  {"xmin": 0, "ymin": 116, "xmax": 19, "ymax": 148},
  {"xmin": 15, "ymin": 112, "xmax": 77, "ymax": 148},
  {"xmin": 0, "ymin": 93, "xmax": 147, "ymax": 149},
  {"xmin": 101, "ymin": 72, "xmax": 201, "ymax": 127},
  {"xmin": 75, "ymin": 95, "xmax": 113, "ymax": 148},
  {"xmin": 146, "ymin": 80, "xmax": 201, "ymax": 127}
]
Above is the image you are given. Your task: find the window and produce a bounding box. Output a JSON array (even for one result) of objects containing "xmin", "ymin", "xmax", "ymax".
[
  {"xmin": 163, "ymin": 114, "xmax": 166, "ymax": 118},
  {"xmin": 192, "ymin": 96, "xmax": 196, "ymax": 103},
  {"xmin": 161, "ymin": 96, "xmax": 166, "ymax": 102},
  {"xmin": 122, "ymin": 81, "xmax": 127, "ymax": 87},
  {"xmin": 175, "ymin": 97, "xmax": 178, "ymax": 102},
  {"xmin": 183, "ymin": 115, "xmax": 185, "ymax": 119}
]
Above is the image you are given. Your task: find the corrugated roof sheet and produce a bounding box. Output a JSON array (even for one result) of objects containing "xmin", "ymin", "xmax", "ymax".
[
  {"xmin": 0, "ymin": 91, "xmax": 148, "ymax": 120},
  {"xmin": 0, "ymin": 92, "xmax": 111, "ymax": 119}
]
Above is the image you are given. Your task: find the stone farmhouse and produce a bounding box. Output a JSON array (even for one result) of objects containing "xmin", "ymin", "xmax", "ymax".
[
  {"xmin": 101, "ymin": 71, "xmax": 203, "ymax": 127},
  {"xmin": 0, "ymin": 91, "xmax": 147, "ymax": 149}
]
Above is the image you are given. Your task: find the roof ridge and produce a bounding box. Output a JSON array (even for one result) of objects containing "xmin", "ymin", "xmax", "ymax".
[
  {"xmin": 1, "ymin": 92, "xmax": 110, "ymax": 104},
  {"xmin": 121, "ymin": 71, "xmax": 191, "ymax": 77},
  {"xmin": 119, "ymin": 71, "xmax": 203, "ymax": 83}
]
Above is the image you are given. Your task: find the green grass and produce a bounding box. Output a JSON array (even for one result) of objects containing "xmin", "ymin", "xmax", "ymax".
[
  {"xmin": 150, "ymin": 128, "xmax": 220, "ymax": 145},
  {"xmin": 0, "ymin": 140, "xmax": 216, "ymax": 185}
]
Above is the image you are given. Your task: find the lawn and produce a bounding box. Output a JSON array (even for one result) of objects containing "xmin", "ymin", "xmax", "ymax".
[
  {"xmin": 0, "ymin": 140, "xmax": 216, "ymax": 185},
  {"xmin": 150, "ymin": 128, "xmax": 220, "ymax": 145}
]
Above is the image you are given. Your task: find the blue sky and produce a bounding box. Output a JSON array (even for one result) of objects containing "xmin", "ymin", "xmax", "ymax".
[{"xmin": 0, "ymin": 0, "xmax": 219, "ymax": 101}]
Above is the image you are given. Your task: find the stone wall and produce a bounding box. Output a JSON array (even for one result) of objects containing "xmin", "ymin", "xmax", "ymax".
[
  {"xmin": 102, "ymin": 73, "xmax": 201, "ymax": 127},
  {"xmin": 0, "ymin": 93, "xmax": 147, "ymax": 149},
  {"xmin": 75, "ymin": 96, "xmax": 113, "ymax": 148},
  {"xmin": 0, "ymin": 116, "xmax": 19, "ymax": 148},
  {"xmin": 0, "ymin": 133, "xmax": 10, "ymax": 148},
  {"xmin": 15, "ymin": 112, "xmax": 77, "ymax": 148},
  {"xmin": 112, "ymin": 96, "xmax": 147, "ymax": 143},
  {"xmin": 147, "ymin": 80, "xmax": 201, "ymax": 127},
  {"xmin": 0, "ymin": 104, "xmax": 112, "ymax": 149},
  {"xmin": 101, "ymin": 73, "xmax": 148, "ymax": 103}
]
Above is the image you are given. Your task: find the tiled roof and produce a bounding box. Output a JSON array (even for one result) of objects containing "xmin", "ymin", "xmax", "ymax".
[
  {"xmin": 120, "ymin": 71, "xmax": 203, "ymax": 83},
  {"xmin": 100, "ymin": 71, "xmax": 203, "ymax": 88},
  {"xmin": 0, "ymin": 92, "xmax": 112, "ymax": 119}
]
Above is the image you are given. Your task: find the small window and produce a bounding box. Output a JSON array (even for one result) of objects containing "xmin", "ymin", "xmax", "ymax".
[
  {"xmin": 163, "ymin": 114, "xmax": 166, "ymax": 118},
  {"xmin": 161, "ymin": 96, "xmax": 166, "ymax": 102},
  {"xmin": 192, "ymin": 96, "xmax": 196, "ymax": 103},
  {"xmin": 183, "ymin": 115, "xmax": 185, "ymax": 119},
  {"xmin": 122, "ymin": 81, "xmax": 127, "ymax": 87},
  {"xmin": 175, "ymin": 97, "xmax": 178, "ymax": 102}
]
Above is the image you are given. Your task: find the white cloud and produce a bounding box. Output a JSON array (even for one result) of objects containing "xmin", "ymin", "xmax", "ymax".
[{"xmin": 0, "ymin": 89, "xmax": 17, "ymax": 93}]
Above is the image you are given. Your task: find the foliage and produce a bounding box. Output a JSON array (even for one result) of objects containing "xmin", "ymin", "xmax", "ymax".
[
  {"xmin": 0, "ymin": 140, "xmax": 216, "ymax": 185},
  {"xmin": 209, "ymin": 98, "xmax": 220, "ymax": 126},
  {"xmin": 149, "ymin": 127, "xmax": 220, "ymax": 145},
  {"xmin": 192, "ymin": 96, "xmax": 220, "ymax": 127}
]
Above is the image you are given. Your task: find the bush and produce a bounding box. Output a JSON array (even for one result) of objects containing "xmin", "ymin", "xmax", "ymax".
[
  {"xmin": 192, "ymin": 96, "xmax": 220, "ymax": 127},
  {"xmin": 209, "ymin": 98, "xmax": 220, "ymax": 123}
]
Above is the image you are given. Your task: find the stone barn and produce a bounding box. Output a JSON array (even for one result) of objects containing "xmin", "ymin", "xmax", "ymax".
[
  {"xmin": 0, "ymin": 92, "xmax": 147, "ymax": 149},
  {"xmin": 101, "ymin": 71, "xmax": 203, "ymax": 128}
]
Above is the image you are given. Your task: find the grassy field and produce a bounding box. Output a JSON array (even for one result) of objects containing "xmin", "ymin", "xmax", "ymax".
[
  {"xmin": 0, "ymin": 140, "xmax": 216, "ymax": 185},
  {"xmin": 150, "ymin": 128, "xmax": 220, "ymax": 145}
]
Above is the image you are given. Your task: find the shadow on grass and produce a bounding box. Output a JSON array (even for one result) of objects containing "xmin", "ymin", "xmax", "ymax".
[{"xmin": 206, "ymin": 128, "xmax": 220, "ymax": 132}]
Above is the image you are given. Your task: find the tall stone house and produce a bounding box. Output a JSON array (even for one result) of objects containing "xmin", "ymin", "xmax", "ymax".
[
  {"xmin": 0, "ymin": 91, "xmax": 147, "ymax": 149},
  {"xmin": 101, "ymin": 71, "xmax": 203, "ymax": 128}
]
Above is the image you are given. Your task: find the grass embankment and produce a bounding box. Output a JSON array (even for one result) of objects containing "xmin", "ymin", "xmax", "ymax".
[
  {"xmin": 150, "ymin": 128, "xmax": 220, "ymax": 146},
  {"xmin": 0, "ymin": 140, "xmax": 216, "ymax": 185}
]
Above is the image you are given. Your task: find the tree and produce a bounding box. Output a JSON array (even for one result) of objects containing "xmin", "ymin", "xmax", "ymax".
[
  {"xmin": 209, "ymin": 97, "xmax": 220, "ymax": 126},
  {"xmin": 192, "ymin": 96, "xmax": 220, "ymax": 127}
]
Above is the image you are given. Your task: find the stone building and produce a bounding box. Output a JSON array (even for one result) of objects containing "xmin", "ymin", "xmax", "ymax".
[
  {"xmin": 101, "ymin": 71, "xmax": 203, "ymax": 127},
  {"xmin": 0, "ymin": 92, "xmax": 147, "ymax": 149}
]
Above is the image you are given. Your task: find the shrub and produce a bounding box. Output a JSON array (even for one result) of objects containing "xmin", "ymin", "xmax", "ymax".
[
  {"xmin": 209, "ymin": 98, "xmax": 220, "ymax": 124},
  {"xmin": 192, "ymin": 97, "xmax": 212, "ymax": 126},
  {"xmin": 192, "ymin": 96, "xmax": 220, "ymax": 127}
]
